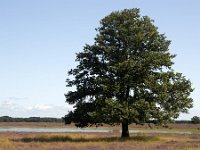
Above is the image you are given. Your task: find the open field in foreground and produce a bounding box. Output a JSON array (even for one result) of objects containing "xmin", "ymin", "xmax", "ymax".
[
  {"xmin": 0, "ymin": 122, "xmax": 200, "ymax": 150},
  {"xmin": 0, "ymin": 132, "xmax": 200, "ymax": 150}
]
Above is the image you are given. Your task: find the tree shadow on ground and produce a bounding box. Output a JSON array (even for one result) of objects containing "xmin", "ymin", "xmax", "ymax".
[{"xmin": 13, "ymin": 135, "xmax": 159, "ymax": 143}]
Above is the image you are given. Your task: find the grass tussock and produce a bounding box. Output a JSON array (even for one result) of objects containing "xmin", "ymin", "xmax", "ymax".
[{"xmin": 16, "ymin": 135, "xmax": 159, "ymax": 143}]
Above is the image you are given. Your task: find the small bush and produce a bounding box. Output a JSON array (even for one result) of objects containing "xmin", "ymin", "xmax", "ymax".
[
  {"xmin": 191, "ymin": 116, "xmax": 200, "ymax": 124},
  {"xmin": 21, "ymin": 135, "xmax": 72, "ymax": 142}
]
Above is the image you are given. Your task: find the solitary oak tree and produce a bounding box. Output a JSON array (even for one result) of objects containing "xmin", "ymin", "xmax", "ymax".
[{"xmin": 64, "ymin": 9, "xmax": 193, "ymax": 137}]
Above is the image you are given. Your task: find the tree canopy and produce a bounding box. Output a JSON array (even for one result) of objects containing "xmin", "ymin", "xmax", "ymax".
[{"xmin": 64, "ymin": 8, "xmax": 193, "ymax": 137}]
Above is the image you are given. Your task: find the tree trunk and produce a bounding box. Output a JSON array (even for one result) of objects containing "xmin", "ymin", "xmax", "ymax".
[{"xmin": 121, "ymin": 121, "xmax": 129, "ymax": 138}]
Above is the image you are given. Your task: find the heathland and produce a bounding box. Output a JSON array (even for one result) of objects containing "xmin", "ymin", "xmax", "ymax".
[{"xmin": 0, "ymin": 122, "xmax": 200, "ymax": 150}]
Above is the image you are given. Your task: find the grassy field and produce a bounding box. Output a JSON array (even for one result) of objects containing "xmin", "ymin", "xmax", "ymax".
[
  {"xmin": 0, "ymin": 122, "xmax": 200, "ymax": 128},
  {"xmin": 0, "ymin": 122, "xmax": 200, "ymax": 150},
  {"xmin": 0, "ymin": 122, "xmax": 200, "ymax": 132}
]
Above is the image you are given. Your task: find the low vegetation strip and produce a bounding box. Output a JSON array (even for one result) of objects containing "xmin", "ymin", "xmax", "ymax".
[{"xmin": 15, "ymin": 135, "xmax": 159, "ymax": 143}]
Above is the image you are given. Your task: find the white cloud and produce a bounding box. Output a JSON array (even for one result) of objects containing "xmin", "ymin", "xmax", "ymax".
[
  {"xmin": 7, "ymin": 97, "xmax": 28, "ymax": 101},
  {"xmin": 26, "ymin": 104, "xmax": 53, "ymax": 111},
  {"xmin": 1, "ymin": 100, "xmax": 18, "ymax": 110},
  {"xmin": 2, "ymin": 100, "xmax": 14, "ymax": 106},
  {"xmin": 0, "ymin": 98, "xmax": 196, "ymax": 120},
  {"xmin": 0, "ymin": 99, "xmax": 73, "ymax": 118}
]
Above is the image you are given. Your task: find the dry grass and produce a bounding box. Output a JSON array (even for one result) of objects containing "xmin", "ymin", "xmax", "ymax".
[
  {"xmin": 0, "ymin": 122, "xmax": 200, "ymax": 149},
  {"xmin": 0, "ymin": 132, "xmax": 200, "ymax": 150},
  {"xmin": 0, "ymin": 122, "xmax": 200, "ymax": 130}
]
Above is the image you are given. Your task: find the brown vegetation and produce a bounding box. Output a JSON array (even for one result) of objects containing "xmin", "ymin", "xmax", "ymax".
[
  {"xmin": 0, "ymin": 123, "xmax": 200, "ymax": 149},
  {"xmin": 0, "ymin": 122, "xmax": 200, "ymax": 131},
  {"xmin": 0, "ymin": 132, "xmax": 200, "ymax": 150}
]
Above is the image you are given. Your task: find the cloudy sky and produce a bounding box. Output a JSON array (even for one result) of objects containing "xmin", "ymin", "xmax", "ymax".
[{"xmin": 0, "ymin": 0, "xmax": 200, "ymax": 119}]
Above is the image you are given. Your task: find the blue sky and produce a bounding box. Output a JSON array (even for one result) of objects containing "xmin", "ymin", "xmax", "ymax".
[{"xmin": 0, "ymin": 0, "xmax": 199, "ymax": 119}]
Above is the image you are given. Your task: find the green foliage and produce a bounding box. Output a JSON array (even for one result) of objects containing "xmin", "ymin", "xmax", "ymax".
[
  {"xmin": 64, "ymin": 8, "xmax": 193, "ymax": 136},
  {"xmin": 191, "ymin": 116, "xmax": 200, "ymax": 124}
]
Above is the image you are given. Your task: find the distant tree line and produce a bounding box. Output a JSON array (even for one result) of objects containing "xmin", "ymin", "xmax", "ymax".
[
  {"xmin": 0, "ymin": 116, "xmax": 63, "ymax": 122},
  {"xmin": 0, "ymin": 116, "xmax": 198, "ymax": 124},
  {"xmin": 175, "ymin": 120, "xmax": 192, "ymax": 124},
  {"xmin": 175, "ymin": 116, "xmax": 200, "ymax": 124}
]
